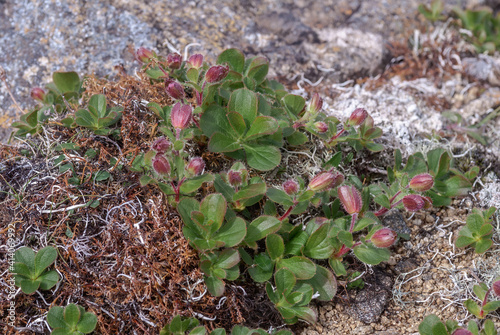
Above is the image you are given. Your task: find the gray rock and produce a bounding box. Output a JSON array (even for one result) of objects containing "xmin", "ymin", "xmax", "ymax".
[
  {"xmin": 381, "ymin": 209, "xmax": 411, "ymax": 239},
  {"xmin": 353, "ymin": 269, "xmax": 392, "ymax": 324}
]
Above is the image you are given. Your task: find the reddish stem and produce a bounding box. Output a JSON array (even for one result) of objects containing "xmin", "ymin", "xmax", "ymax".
[
  {"xmin": 279, "ymin": 202, "xmax": 297, "ymax": 221},
  {"xmin": 328, "ymin": 128, "xmax": 346, "ymax": 144}
]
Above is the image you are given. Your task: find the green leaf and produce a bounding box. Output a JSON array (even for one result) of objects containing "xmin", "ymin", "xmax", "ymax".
[
  {"xmin": 455, "ymin": 234, "xmax": 475, "ymax": 248},
  {"xmin": 286, "ymin": 131, "xmax": 309, "ymax": 146},
  {"xmin": 266, "ymin": 188, "xmax": 294, "ymax": 206},
  {"xmin": 228, "ymin": 88, "xmax": 258, "ymax": 127},
  {"xmin": 53, "ymin": 71, "xmax": 80, "ymax": 93},
  {"xmin": 38, "ymin": 270, "xmax": 59, "ymax": 290},
  {"xmin": 214, "ymin": 217, "xmax": 247, "ymax": 247},
  {"xmin": 243, "ymin": 144, "xmax": 281, "ymax": 171},
  {"xmin": 200, "ymin": 194, "xmax": 227, "ymax": 232},
  {"xmin": 180, "ymin": 174, "xmax": 214, "ymax": 194},
  {"xmin": 474, "ymin": 238, "xmax": 493, "ymax": 253},
  {"xmin": 47, "ymin": 306, "xmax": 66, "ymax": 328},
  {"xmin": 284, "ymin": 230, "xmax": 309, "ymax": 256},
  {"xmin": 214, "ymin": 174, "xmax": 235, "ymax": 201},
  {"xmin": 304, "ymin": 224, "xmax": 334, "ymax": 259},
  {"xmin": 374, "ymin": 194, "xmax": 391, "ymax": 209},
  {"xmin": 482, "ymin": 319, "xmax": 496, "ymax": 335},
  {"xmin": 190, "ymin": 326, "xmax": 208, "ymax": 335},
  {"xmin": 266, "ymin": 234, "xmax": 285, "ymax": 260},
  {"xmin": 233, "ymin": 183, "xmax": 267, "ymax": 202},
  {"xmin": 13, "ymin": 262, "xmax": 32, "ymax": 278},
  {"xmin": 275, "ymin": 268, "xmax": 296, "ymax": 295},
  {"xmin": 216, "ymin": 249, "xmax": 240, "ymax": 269},
  {"xmin": 329, "ymin": 257, "xmax": 347, "ymax": 277},
  {"xmin": 464, "ymin": 299, "xmax": 482, "ymax": 318},
  {"xmin": 353, "ymin": 243, "xmax": 390, "ymax": 265},
  {"xmin": 34, "ymin": 246, "xmax": 57, "ymax": 277},
  {"xmin": 19, "ymin": 278, "xmax": 41, "ymax": 294},
  {"xmin": 88, "ymin": 94, "xmax": 107, "ymax": 118},
  {"xmin": 94, "ymin": 170, "xmax": 110, "ymax": 182},
  {"xmin": 209, "ymin": 132, "xmax": 240, "ymax": 153},
  {"xmin": 14, "ymin": 247, "xmax": 36, "ymax": 273},
  {"xmin": 245, "ymin": 116, "xmax": 279, "ymax": 140},
  {"xmin": 75, "ymin": 109, "xmax": 98, "ymax": 128},
  {"xmin": 277, "ymin": 256, "xmax": 316, "ymax": 280},
  {"xmin": 217, "ymin": 48, "xmax": 245, "ymax": 73},
  {"xmin": 200, "ymin": 105, "xmax": 231, "ymax": 137},
  {"xmin": 248, "ymin": 253, "xmax": 274, "ymax": 282},
  {"xmin": 482, "ymin": 300, "xmax": 500, "ymax": 312},
  {"xmin": 245, "ymin": 56, "xmax": 269, "ymax": 84},
  {"xmin": 205, "ymin": 275, "xmax": 225, "ymax": 297},
  {"xmin": 337, "ymin": 231, "xmax": 353, "ymax": 248},
  {"xmin": 466, "ymin": 213, "xmax": 484, "ymax": 232},
  {"xmin": 64, "ymin": 303, "xmax": 81, "ymax": 327},
  {"xmin": 418, "ymin": 314, "xmax": 448, "ymax": 335},
  {"xmin": 246, "ymin": 215, "xmax": 281, "ymax": 243},
  {"xmin": 227, "ymin": 111, "xmax": 247, "ymax": 136},
  {"xmin": 282, "ymin": 94, "xmax": 305, "ymax": 117}
]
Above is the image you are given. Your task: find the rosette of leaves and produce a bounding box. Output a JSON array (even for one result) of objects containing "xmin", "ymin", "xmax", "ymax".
[
  {"xmin": 214, "ymin": 162, "xmax": 267, "ymax": 211},
  {"xmin": 47, "ymin": 303, "xmax": 97, "ymax": 335},
  {"xmin": 13, "ymin": 246, "xmax": 60, "ymax": 294},
  {"xmin": 418, "ymin": 0, "xmax": 446, "ymax": 23},
  {"xmin": 265, "ymin": 268, "xmax": 317, "ymax": 324},
  {"xmin": 419, "ymin": 314, "xmax": 497, "ymax": 335},
  {"xmin": 464, "ymin": 281, "xmax": 500, "ymax": 320},
  {"xmin": 73, "ymin": 94, "xmax": 123, "ymax": 135},
  {"xmin": 384, "ymin": 148, "xmax": 477, "ymax": 207},
  {"xmin": 12, "ymin": 71, "xmax": 82, "ymax": 136},
  {"xmin": 200, "ymin": 87, "xmax": 283, "ymax": 171},
  {"xmin": 159, "ymin": 315, "xmax": 293, "ymax": 335},
  {"xmin": 455, "ymin": 207, "xmax": 496, "ymax": 253},
  {"xmin": 177, "ymin": 193, "xmax": 247, "ymax": 252},
  {"xmin": 453, "ymin": 6, "xmax": 500, "ymax": 53},
  {"xmin": 200, "ymin": 249, "xmax": 240, "ymax": 296}
]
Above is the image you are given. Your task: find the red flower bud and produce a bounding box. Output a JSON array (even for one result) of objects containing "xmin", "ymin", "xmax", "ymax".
[
  {"xmin": 337, "ymin": 185, "xmax": 363, "ymax": 215},
  {"xmin": 402, "ymin": 194, "xmax": 425, "ymax": 212},
  {"xmin": 30, "ymin": 87, "xmax": 46, "ymax": 102},
  {"xmin": 187, "ymin": 54, "xmax": 204, "ymax": 69},
  {"xmin": 166, "ymin": 53, "xmax": 182, "ymax": 69},
  {"xmin": 205, "ymin": 65, "xmax": 229, "ymax": 83},
  {"xmin": 309, "ymin": 172, "xmax": 336, "ymax": 192},
  {"xmin": 308, "ymin": 93, "xmax": 323, "ymax": 114},
  {"xmin": 152, "ymin": 154, "xmax": 171, "ymax": 175},
  {"xmin": 348, "ymin": 108, "xmax": 369, "ymax": 126},
  {"xmin": 409, "ymin": 173, "xmax": 434, "ymax": 192},
  {"xmin": 371, "ymin": 228, "xmax": 397, "ymax": 248},
  {"xmin": 135, "ymin": 47, "xmax": 155, "ymax": 63},
  {"xmin": 228, "ymin": 170, "xmax": 242, "ymax": 186},
  {"xmin": 452, "ymin": 330, "xmax": 473, "ymax": 335},
  {"xmin": 283, "ymin": 179, "xmax": 299, "ymax": 195},
  {"xmin": 492, "ymin": 280, "xmax": 500, "ymax": 297},
  {"xmin": 314, "ymin": 121, "xmax": 328, "ymax": 133},
  {"xmin": 171, "ymin": 103, "xmax": 192, "ymax": 130},
  {"xmin": 151, "ymin": 137, "xmax": 171, "ymax": 153},
  {"xmin": 186, "ymin": 157, "xmax": 205, "ymax": 176},
  {"xmin": 165, "ymin": 80, "xmax": 185, "ymax": 100}
]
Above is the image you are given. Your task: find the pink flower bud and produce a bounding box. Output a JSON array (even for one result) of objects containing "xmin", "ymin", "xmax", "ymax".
[
  {"xmin": 135, "ymin": 47, "xmax": 155, "ymax": 63},
  {"xmin": 371, "ymin": 228, "xmax": 397, "ymax": 248},
  {"xmin": 228, "ymin": 170, "xmax": 242, "ymax": 186},
  {"xmin": 151, "ymin": 137, "xmax": 171, "ymax": 153},
  {"xmin": 171, "ymin": 103, "xmax": 192, "ymax": 130},
  {"xmin": 314, "ymin": 121, "xmax": 328, "ymax": 133},
  {"xmin": 166, "ymin": 53, "xmax": 182, "ymax": 69},
  {"xmin": 309, "ymin": 172, "xmax": 336, "ymax": 192},
  {"xmin": 452, "ymin": 330, "xmax": 473, "ymax": 335},
  {"xmin": 337, "ymin": 185, "xmax": 363, "ymax": 215},
  {"xmin": 165, "ymin": 80, "xmax": 185, "ymax": 100},
  {"xmin": 30, "ymin": 87, "xmax": 46, "ymax": 102},
  {"xmin": 348, "ymin": 108, "xmax": 369, "ymax": 126},
  {"xmin": 187, "ymin": 54, "xmax": 204, "ymax": 69},
  {"xmin": 308, "ymin": 93, "xmax": 323, "ymax": 114},
  {"xmin": 152, "ymin": 154, "xmax": 171, "ymax": 175},
  {"xmin": 187, "ymin": 157, "xmax": 205, "ymax": 176},
  {"xmin": 493, "ymin": 280, "xmax": 500, "ymax": 296},
  {"xmin": 409, "ymin": 173, "xmax": 434, "ymax": 192},
  {"xmin": 283, "ymin": 179, "xmax": 299, "ymax": 195},
  {"xmin": 402, "ymin": 194, "xmax": 425, "ymax": 212},
  {"xmin": 205, "ymin": 65, "xmax": 229, "ymax": 83}
]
